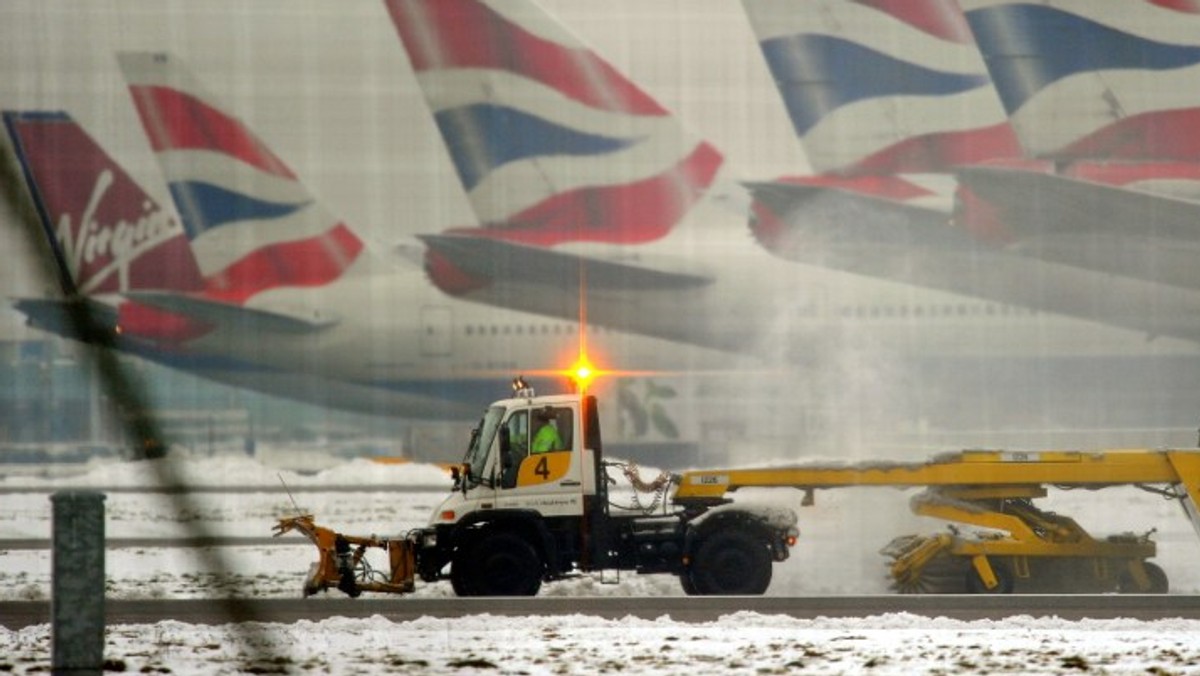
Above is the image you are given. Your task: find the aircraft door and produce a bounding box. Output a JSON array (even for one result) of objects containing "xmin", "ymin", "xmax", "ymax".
[{"xmin": 420, "ymin": 306, "xmax": 452, "ymax": 356}]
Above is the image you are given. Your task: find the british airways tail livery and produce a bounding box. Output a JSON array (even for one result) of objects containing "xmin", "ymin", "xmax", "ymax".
[
  {"xmin": 3, "ymin": 111, "xmax": 204, "ymax": 297},
  {"xmin": 963, "ymin": 0, "xmax": 1200, "ymax": 163},
  {"xmin": 741, "ymin": 0, "xmax": 1019, "ymax": 177},
  {"xmin": 116, "ymin": 52, "xmax": 366, "ymax": 305},
  {"xmin": 383, "ymin": 0, "xmax": 722, "ymax": 248}
]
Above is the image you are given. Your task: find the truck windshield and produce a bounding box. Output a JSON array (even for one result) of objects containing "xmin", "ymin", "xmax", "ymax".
[{"xmin": 463, "ymin": 405, "xmax": 504, "ymax": 482}]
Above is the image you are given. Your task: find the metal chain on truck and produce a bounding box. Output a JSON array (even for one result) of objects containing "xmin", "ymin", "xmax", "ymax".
[{"xmin": 608, "ymin": 461, "xmax": 676, "ymax": 514}]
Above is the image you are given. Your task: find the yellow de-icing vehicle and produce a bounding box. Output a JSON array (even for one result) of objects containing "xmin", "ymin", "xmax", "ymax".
[
  {"xmin": 275, "ymin": 385, "xmax": 1200, "ymax": 596},
  {"xmin": 675, "ymin": 450, "xmax": 1200, "ymax": 594}
]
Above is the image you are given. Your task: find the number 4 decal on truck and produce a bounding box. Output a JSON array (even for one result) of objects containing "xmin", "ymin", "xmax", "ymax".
[{"xmin": 517, "ymin": 451, "xmax": 571, "ymax": 486}]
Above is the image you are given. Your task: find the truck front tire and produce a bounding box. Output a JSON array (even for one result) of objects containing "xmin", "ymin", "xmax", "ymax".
[
  {"xmin": 450, "ymin": 549, "xmax": 477, "ymax": 596},
  {"xmin": 688, "ymin": 530, "xmax": 772, "ymax": 595},
  {"xmin": 459, "ymin": 532, "xmax": 543, "ymax": 596}
]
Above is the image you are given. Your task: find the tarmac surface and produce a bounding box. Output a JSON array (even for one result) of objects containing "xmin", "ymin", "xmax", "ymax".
[{"xmin": 5, "ymin": 595, "xmax": 1200, "ymax": 629}]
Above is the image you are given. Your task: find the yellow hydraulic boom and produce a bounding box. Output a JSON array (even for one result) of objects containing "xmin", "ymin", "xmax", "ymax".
[{"xmin": 675, "ymin": 449, "xmax": 1200, "ymax": 593}]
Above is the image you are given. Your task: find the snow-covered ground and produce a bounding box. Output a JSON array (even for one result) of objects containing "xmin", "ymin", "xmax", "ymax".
[
  {"xmin": 4, "ymin": 451, "xmax": 1200, "ymax": 673},
  {"xmin": 7, "ymin": 612, "xmax": 1200, "ymax": 674}
]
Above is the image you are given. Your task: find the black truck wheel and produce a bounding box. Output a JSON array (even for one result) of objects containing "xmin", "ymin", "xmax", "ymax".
[
  {"xmin": 450, "ymin": 548, "xmax": 477, "ymax": 596},
  {"xmin": 689, "ymin": 530, "xmax": 772, "ymax": 595},
  {"xmin": 466, "ymin": 532, "xmax": 543, "ymax": 596}
]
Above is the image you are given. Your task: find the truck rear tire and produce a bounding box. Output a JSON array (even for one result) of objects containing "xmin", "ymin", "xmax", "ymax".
[
  {"xmin": 689, "ymin": 530, "xmax": 772, "ymax": 595},
  {"xmin": 465, "ymin": 532, "xmax": 543, "ymax": 596}
]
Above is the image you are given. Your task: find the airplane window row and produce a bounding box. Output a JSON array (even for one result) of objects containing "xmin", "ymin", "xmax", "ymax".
[
  {"xmin": 456, "ymin": 304, "xmax": 1039, "ymax": 337},
  {"xmin": 464, "ymin": 324, "xmax": 605, "ymax": 337},
  {"xmin": 467, "ymin": 361, "xmax": 519, "ymax": 371},
  {"xmin": 837, "ymin": 303, "xmax": 1036, "ymax": 319}
]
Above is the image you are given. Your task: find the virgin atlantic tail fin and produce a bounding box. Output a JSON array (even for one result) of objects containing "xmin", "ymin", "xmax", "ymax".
[{"xmin": 3, "ymin": 110, "xmax": 204, "ymax": 296}]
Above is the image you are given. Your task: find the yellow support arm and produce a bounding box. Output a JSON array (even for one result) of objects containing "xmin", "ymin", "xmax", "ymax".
[
  {"xmin": 676, "ymin": 449, "xmax": 1200, "ymax": 514},
  {"xmin": 1166, "ymin": 451, "xmax": 1200, "ymax": 543}
]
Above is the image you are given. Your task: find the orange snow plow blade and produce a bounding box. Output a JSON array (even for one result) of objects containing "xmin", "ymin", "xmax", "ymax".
[{"xmin": 272, "ymin": 515, "xmax": 416, "ymax": 597}]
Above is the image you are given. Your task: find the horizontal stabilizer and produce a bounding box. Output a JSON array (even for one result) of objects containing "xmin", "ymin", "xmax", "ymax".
[
  {"xmin": 123, "ymin": 291, "xmax": 339, "ymax": 334},
  {"xmin": 956, "ymin": 165, "xmax": 1200, "ymax": 291},
  {"xmin": 12, "ymin": 297, "xmax": 120, "ymax": 342},
  {"xmin": 742, "ymin": 179, "xmax": 979, "ymax": 257},
  {"xmin": 957, "ymin": 166, "xmax": 1200, "ymax": 243},
  {"xmin": 744, "ymin": 179, "xmax": 951, "ymax": 222},
  {"xmin": 419, "ymin": 233, "xmax": 714, "ymax": 292}
]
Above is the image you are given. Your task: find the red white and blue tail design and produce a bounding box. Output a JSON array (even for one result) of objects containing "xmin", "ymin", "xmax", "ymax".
[
  {"xmin": 742, "ymin": 0, "xmax": 1020, "ymax": 176},
  {"xmin": 4, "ymin": 110, "xmax": 204, "ymax": 296},
  {"xmin": 964, "ymin": 0, "xmax": 1200, "ymax": 162},
  {"xmin": 384, "ymin": 0, "xmax": 723, "ymax": 247},
  {"xmin": 117, "ymin": 52, "xmax": 364, "ymax": 305}
]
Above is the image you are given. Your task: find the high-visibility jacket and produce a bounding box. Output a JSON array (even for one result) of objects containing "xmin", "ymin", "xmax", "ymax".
[{"xmin": 531, "ymin": 424, "xmax": 563, "ymax": 453}]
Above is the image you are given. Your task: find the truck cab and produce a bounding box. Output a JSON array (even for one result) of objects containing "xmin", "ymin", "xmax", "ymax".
[{"xmin": 435, "ymin": 392, "xmax": 592, "ymax": 527}]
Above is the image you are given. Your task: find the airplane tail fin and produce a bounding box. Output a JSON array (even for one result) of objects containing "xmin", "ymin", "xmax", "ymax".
[
  {"xmin": 115, "ymin": 52, "xmax": 366, "ymax": 305},
  {"xmin": 383, "ymin": 0, "xmax": 723, "ymax": 247},
  {"xmin": 964, "ymin": 1, "xmax": 1200, "ymax": 162},
  {"xmin": 3, "ymin": 110, "xmax": 205, "ymax": 296},
  {"xmin": 741, "ymin": 0, "xmax": 1019, "ymax": 175}
]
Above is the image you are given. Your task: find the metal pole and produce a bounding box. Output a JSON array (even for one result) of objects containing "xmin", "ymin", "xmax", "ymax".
[{"xmin": 51, "ymin": 490, "xmax": 106, "ymax": 675}]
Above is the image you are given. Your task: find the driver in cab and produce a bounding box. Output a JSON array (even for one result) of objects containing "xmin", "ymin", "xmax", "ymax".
[{"xmin": 531, "ymin": 407, "xmax": 564, "ymax": 453}]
